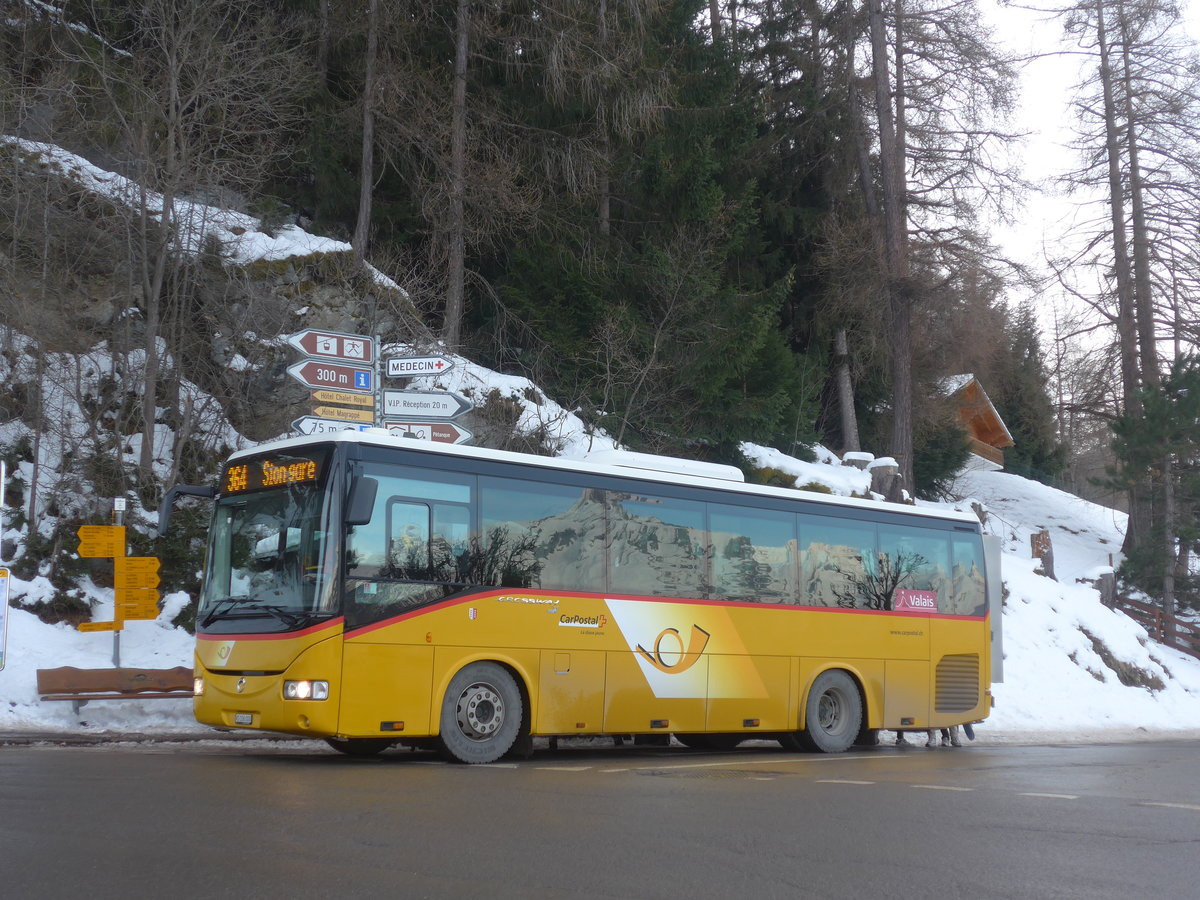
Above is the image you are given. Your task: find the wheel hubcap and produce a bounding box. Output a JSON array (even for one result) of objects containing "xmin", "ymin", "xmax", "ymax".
[
  {"xmin": 456, "ymin": 681, "xmax": 505, "ymax": 742},
  {"xmin": 818, "ymin": 691, "xmax": 843, "ymax": 730}
]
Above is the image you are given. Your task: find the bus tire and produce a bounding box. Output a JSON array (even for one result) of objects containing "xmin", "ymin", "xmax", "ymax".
[
  {"xmin": 324, "ymin": 737, "xmax": 395, "ymax": 757},
  {"xmin": 438, "ymin": 662, "xmax": 524, "ymax": 764},
  {"xmin": 797, "ymin": 670, "xmax": 862, "ymax": 753}
]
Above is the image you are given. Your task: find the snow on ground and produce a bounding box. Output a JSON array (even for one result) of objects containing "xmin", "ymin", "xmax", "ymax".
[{"xmin": 4, "ymin": 439, "xmax": 1200, "ymax": 744}]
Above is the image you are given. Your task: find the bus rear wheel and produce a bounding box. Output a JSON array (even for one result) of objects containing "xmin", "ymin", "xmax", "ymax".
[
  {"xmin": 792, "ymin": 670, "xmax": 862, "ymax": 753},
  {"xmin": 324, "ymin": 737, "xmax": 395, "ymax": 757},
  {"xmin": 438, "ymin": 662, "xmax": 524, "ymax": 764}
]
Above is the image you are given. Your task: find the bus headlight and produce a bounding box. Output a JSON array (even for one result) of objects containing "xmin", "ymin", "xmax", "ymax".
[
  {"xmin": 193, "ymin": 677, "xmax": 205, "ymax": 696},
  {"xmin": 283, "ymin": 680, "xmax": 330, "ymax": 700}
]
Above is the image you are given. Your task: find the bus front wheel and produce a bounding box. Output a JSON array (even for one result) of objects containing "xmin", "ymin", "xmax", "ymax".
[
  {"xmin": 794, "ymin": 670, "xmax": 862, "ymax": 753},
  {"xmin": 438, "ymin": 662, "xmax": 524, "ymax": 764}
]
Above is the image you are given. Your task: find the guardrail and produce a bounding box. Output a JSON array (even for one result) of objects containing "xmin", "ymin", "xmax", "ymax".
[{"xmin": 1103, "ymin": 596, "xmax": 1200, "ymax": 661}]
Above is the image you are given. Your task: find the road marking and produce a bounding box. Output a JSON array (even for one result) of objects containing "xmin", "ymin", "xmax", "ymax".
[
  {"xmin": 912, "ymin": 784, "xmax": 973, "ymax": 792},
  {"xmin": 596, "ymin": 753, "xmax": 877, "ymax": 774},
  {"xmin": 1019, "ymin": 792, "xmax": 1078, "ymax": 800},
  {"xmin": 536, "ymin": 765, "xmax": 593, "ymax": 771},
  {"xmin": 1140, "ymin": 802, "xmax": 1200, "ymax": 812},
  {"xmin": 816, "ymin": 779, "xmax": 875, "ymax": 785}
]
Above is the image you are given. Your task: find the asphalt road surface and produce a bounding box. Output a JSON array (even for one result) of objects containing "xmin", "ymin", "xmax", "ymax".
[{"xmin": 3, "ymin": 738, "xmax": 1198, "ymax": 899}]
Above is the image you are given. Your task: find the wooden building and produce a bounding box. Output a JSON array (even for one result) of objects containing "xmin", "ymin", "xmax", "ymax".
[{"xmin": 942, "ymin": 374, "xmax": 1014, "ymax": 470}]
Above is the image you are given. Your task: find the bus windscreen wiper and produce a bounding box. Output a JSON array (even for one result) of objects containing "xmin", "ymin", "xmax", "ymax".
[
  {"xmin": 199, "ymin": 598, "xmax": 243, "ymax": 628},
  {"xmin": 201, "ymin": 601, "xmax": 312, "ymax": 628}
]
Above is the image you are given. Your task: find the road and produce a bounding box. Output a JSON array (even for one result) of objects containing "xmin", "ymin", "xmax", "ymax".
[{"xmin": 2, "ymin": 739, "xmax": 1198, "ymax": 899}]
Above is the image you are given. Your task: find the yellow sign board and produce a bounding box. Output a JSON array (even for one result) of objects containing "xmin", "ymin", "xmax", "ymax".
[
  {"xmin": 117, "ymin": 557, "xmax": 161, "ymax": 590},
  {"xmin": 312, "ymin": 405, "xmax": 374, "ymax": 424},
  {"xmin": 311, "ymin": 390, "xmax": 374, "ymax": 409},
  {"xmin": 77, "ymin": 525, "xmax": 125, "ymax": 558},
  {"xmin": 74, "ymin": 525, "xmax": 163, "ymax": 632},
  {"xmin": 117, "ymin": 587, "xmax": 160, "ymax": 619},
  {"xmin": 78, "ymin": 620, "xmax": 122, "ymax": 633}
]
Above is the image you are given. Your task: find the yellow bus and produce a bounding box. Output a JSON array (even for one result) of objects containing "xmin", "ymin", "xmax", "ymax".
[{"xmin": 163, "ymin": 430, "xmax": 1001, "ymax": 763}]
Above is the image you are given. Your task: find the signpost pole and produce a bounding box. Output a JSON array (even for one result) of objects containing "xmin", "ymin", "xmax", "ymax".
[
  {"xmin": 111, "ymin": 499, "xmax": 126, "ymax": 667},
  {"xmin": 374, "ymin": 334, "xmax": 383, "ymax": 428}
]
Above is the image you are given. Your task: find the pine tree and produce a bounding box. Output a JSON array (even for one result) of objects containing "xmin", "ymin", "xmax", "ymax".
[{"xmin": 1108, "ymin": 355, "xmax": 1200, "ymax": 614}]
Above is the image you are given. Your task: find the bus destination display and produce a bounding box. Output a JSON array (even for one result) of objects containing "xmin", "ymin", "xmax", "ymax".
[{"xmin": 222, "ymin": 451, "xmax": 326, "ymax": 494}]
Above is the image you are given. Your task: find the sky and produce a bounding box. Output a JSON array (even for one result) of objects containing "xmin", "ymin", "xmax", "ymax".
[
  {"xmin": 985, "ymin": 1, "xmax": 1200, "ymax": 307},
  {"xmin": 4, "ymin": 116, "xmax": 1200, "ymax": 748}
]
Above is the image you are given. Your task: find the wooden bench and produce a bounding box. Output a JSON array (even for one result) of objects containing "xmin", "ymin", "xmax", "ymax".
[{"xmin": 36, "ymin": 666, "xmax": 195, "ymax": 713}]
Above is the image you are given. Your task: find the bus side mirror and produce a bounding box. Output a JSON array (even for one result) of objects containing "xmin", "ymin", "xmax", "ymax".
[
  {"xmin": 346, "ymin": 476, "xmax": 379, "ymax": 526},
  {"xmin": 158, "ymin": 484, "xmax": 216, "ymax": 537}
]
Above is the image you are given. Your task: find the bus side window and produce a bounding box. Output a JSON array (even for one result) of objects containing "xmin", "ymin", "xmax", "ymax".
[
  {"xmin": 879, "ymin": 526, "xmax": 950, "ymax": 612},
  {"xmin": 607, "ymin": 491, "xmax": 708, "ymax": 599},
  {"xmin": 385, "ymin": 500, "xmax": 432, "ymax": 578},
  {"xmin": 951, "ymin": 536, "xmax": 987, "ymax": 616},
  {"xmin": 478, "ymin": 476, "xmax": 604, "ymax": 591},
  {"xmin": 799, "ymin": 517, "xmax": 877, "ymax": 608},
  {"xmin": 709, "ymin": 506, "xmax": 797, "ymax": 603}
]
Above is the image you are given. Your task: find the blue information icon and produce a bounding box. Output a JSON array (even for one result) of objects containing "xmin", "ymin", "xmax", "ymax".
[{"xmin": 355, "ymin": 371, "xmax": 372, "ymax": 390}]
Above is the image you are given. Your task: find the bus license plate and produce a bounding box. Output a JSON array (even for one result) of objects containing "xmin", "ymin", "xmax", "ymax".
[{"xmin": 234, "ymin": 713, "xmax": 253, "ymax": 725}]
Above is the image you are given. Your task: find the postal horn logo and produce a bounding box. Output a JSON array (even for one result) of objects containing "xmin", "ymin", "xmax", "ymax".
[{"xmin": 636, "ymin": 624, "xmax": 710, "ymax": 674}]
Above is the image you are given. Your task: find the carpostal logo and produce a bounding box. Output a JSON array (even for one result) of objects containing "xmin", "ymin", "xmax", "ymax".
[{"xmin": 559, "ymin": 613, "xmax": 608, "ymax": 628}]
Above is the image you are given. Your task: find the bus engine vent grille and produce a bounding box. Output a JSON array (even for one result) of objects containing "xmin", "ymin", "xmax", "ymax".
[{"xmin": 935, "ymin": 654, "xmax": 980, "ymax": 713}]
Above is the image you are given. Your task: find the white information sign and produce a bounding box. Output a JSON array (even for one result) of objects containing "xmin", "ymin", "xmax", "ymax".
[
  {"xmin": 0, "ymin": 567, "xmax": 9, "ymax": 672},
  {"xmin": 385, "ymin": 355, "xmax": 456, "ymax": 378},
  {"xmin": 382, "ymin": 390, "xmax": 472, "ymax": 419},
  {"xmin": 291, "ymin": 416, "xmax": 375, "ymax": 436}
]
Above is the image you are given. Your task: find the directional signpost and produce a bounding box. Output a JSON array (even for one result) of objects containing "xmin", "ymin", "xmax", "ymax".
[
  {"xmin": 312, "ymin": 405, "xmax": 375, "ymax": 424},
  {"xmin": 288, "ymin": 360, "xmax": 373, "ymax": 394},
  {"xmin": 77, "ymin": 524, "xmax": 125, "ymax": 558},
  {"xmin": 291, "ymin": 416, "xmax": 373, "ymax": 436},
  {"xmin": 116, "ymin": 556, "xmax": 161, "ymax": 620},
  {"xmin": 287, "ymin": 329, "xmax": 375, "ymax": 364},
  {"xmin": 382, "ymin": 389, "xmax": 472, "ymax": 420},
  {"xmin": 75, "ymin": 522, "xmax": 163, "ymax": 666},
  {"xmin": 310, "ymin": 390, "xmax": 373, "ymax": 408},
  {"xmin": 385, "ymin": 354, "xmax": 455, "ymax": 378},
  {"xmin": 287, "ymin": 330, "xmax": 380, "ymax": 435},
  {"xmin": 383, "ymin": 421, "xmax": 473, "ymax": 445}
]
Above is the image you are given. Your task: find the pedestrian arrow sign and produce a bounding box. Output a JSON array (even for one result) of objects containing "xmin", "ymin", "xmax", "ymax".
[{"xmin": 382, "ymin": 390, "xmax": 472, "ymax": 419}]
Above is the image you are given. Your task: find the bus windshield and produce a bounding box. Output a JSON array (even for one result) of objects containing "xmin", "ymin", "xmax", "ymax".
[{"xmin": 200, "ymin": 480, "xmax": 337, "ymax": 632}]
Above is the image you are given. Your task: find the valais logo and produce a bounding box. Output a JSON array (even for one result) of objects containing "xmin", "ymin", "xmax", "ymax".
[{"xmin": 894, "ymin": 589, "xmax": 938, "ymax": 612}]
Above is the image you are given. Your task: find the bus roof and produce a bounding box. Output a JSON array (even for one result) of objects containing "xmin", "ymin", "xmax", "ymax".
[{"xmin": 229, "ymin": 429, "xmax": 980, "ymax": 528}]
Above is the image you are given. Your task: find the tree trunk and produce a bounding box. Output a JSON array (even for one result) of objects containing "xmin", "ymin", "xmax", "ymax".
[
  {"xmin": 352, "ymin": 0, "xmax": 379, "ymax": 263},
  {"xmin": 1118, "ymin": 7, "xmax": 1158, "ymax": 387},
  {"xmin": 442, "ymin": 0, "xmax": 470, "ymax": 349},
  {"xmin": 1095, "ymin": 2, "xmax": 1149, "ymax": 554},
  {"xmin": 1162, "ymin": 449, "xmax": 1176, "ymax": 634},
  {"xmin": 318, "ymin": 0, "xmax": 331, "ymax": 87},
  {"xmin": 835, "ymin": 329, "xmax": 861, "ymax": 452},
  {"xmin": 869, "ymin": 0, "xmax": 914, "ymax": 492}
]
